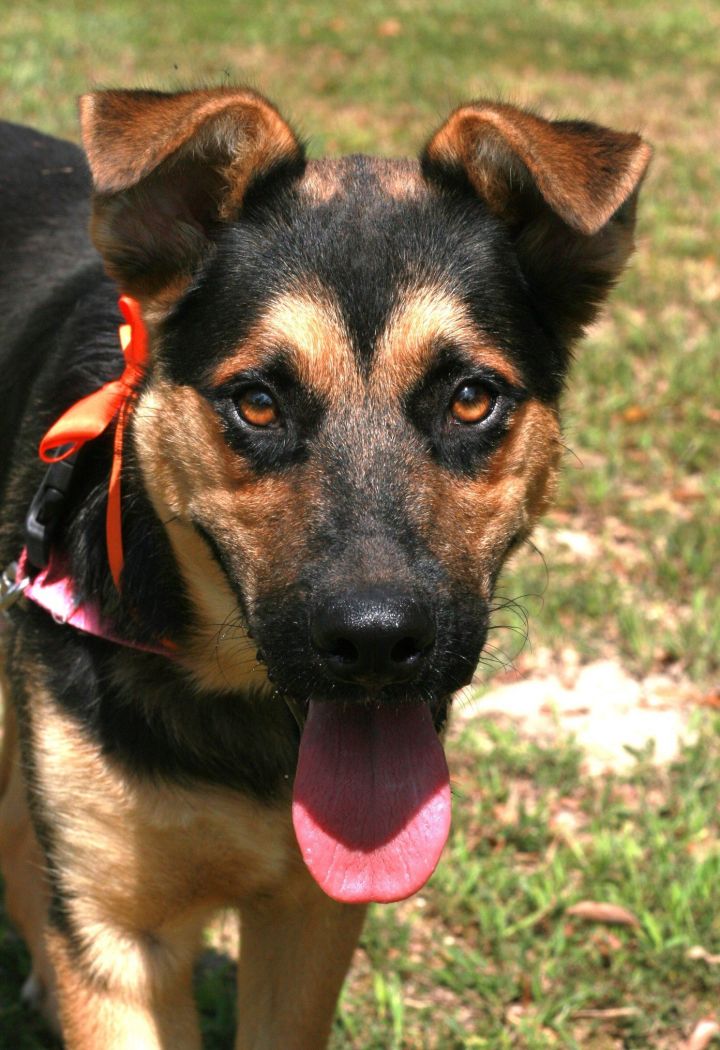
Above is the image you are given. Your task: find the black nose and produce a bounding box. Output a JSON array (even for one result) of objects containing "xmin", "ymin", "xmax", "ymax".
[{"xmin": 311, "ymin": 588, "xmax": 436, "ymax": 687}]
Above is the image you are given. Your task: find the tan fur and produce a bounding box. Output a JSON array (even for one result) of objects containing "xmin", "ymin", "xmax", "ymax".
[
  {"xmin": 297, "ymin": 156, "xmax": 425, "ymax": 206},
  {"xmin": 425, "ymin": 102, "xmax": 652, "ymax": 235},
  {"xmin": 424, "ymin": 401, "xmax": 561, "ymax": 596},
  {"xmin": 297, "ymin": 160, "xmax": 343, "ymax": 204},
  {"xmin": 48, "ymin": 925, "xmax": 202, "ymax": 1050},
  {"xmin": 133, "ymin": 380, "xmax": 328, "ymax": 692},
  {"xmin": 31, "ymin": 684, "xmax": 293, "ymax": 945},
  {"xmin": 371, "ymin": 283, "xmax": 522, "ymax": 398},
  {"xmin": 211, "ymin": 283, "xmax": 361, "ymax": 402},
  {"xmin": 372, "ymin": 158, "xmax": 426, "ymax": 200},
  {"xmin": 0, "ymin": 696, "xmax": 59, "ymax": 1032},
  {"xmin": 370, "ymin": 289, "xmax": 558, "ymax": 592},
  {"xmin": 163, "ymin": 518, "xmax": 268, "ymax": 692},
  {"xmin": 234, "ymin": 891, "xmax": 366, "ymax": 1050}
]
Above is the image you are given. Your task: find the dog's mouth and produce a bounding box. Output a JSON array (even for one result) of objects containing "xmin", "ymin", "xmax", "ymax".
[
  {"xmin": 251, "ymin": 581, "xmax": 485, "ymax": 904},
  {"xmin": 291, "ymin": 698, "xmax": 451, "ymax": 904}
]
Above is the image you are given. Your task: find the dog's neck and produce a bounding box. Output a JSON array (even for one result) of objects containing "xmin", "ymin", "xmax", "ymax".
[{"xmin": 55, "ymin": 428, "xmax": 191, "ymax": 650}]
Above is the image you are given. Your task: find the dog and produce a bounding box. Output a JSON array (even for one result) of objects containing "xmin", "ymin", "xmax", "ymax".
[{"xmin": 0, "ymin": 87, "xmax": 650, "ymax": 1048}]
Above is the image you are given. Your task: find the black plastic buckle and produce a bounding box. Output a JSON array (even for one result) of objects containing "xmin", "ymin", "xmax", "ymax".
[{"xmin": 24, "ymin": 449, "xmax": 77, "ymax": 571}]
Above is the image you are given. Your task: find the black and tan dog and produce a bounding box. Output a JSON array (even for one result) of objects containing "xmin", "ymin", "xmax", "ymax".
[{"xmin": 0, "ymin": 88, "xmax": 650, "ymax": 1048}]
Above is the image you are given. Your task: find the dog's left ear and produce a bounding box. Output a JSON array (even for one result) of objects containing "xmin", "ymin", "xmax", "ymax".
[
  {"xmin": 422, "ymin": 102, "xmax": 652, "ymax": 343},
  {"xmin": 79, "ymin": 87, "xmax": 303, "ymax": 300}
]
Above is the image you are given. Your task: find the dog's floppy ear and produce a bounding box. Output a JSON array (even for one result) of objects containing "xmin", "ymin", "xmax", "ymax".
[
  {"xmin": 79, "ymin": 88, "xmax": 303, "ymax": 299},
  {"xmin": 422, "ymin": 102, "xmax": 652, "ymax": 343}
]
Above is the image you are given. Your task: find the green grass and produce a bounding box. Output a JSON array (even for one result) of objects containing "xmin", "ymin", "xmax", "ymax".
[{"xmin": 1, "ymin": 0, "xmax": 718, "ymax": 1046}]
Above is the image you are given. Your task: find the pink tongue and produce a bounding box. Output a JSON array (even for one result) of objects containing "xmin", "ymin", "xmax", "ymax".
[{"xmin": 292, "ymin": 701, "xmax": 451, "ymax": 904}]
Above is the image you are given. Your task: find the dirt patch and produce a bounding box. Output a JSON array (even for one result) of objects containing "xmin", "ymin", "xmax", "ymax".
[{"xmin": 457, "ymin": 658, "xmax": 706, "ymax": 773}]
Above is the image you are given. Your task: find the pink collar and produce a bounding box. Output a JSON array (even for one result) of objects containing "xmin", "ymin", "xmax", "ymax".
[{"xmin": 16, "ymin": 549, "xmax": 174, "ymax": 658}]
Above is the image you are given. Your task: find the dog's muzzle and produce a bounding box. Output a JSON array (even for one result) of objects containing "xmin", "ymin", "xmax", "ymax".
[{"xmin": 310, "ymin": 586, "xmax": 436, "ymax": 689}]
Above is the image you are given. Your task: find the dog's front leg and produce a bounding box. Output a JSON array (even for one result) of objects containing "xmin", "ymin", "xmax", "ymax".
[
  {"xmin": 46, "ymin": 922, "xmax": 204, "ymax": 1050},
  {"xmin": 0, "ymin": 698, "xmax": 60, "ymax": 1031},
  {"xmin": 235, "ymin": 872, "xmax": 366, "ymax": 1050}
]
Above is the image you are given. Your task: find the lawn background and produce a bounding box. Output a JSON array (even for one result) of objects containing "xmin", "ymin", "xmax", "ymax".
[{"xmin": 0, "ymin": 2, "xmax": 718, "ymax": 1047}]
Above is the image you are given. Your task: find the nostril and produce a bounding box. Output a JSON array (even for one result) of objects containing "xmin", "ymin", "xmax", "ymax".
[
  {"xmin": 390, "ymin": 636, "xmax": 424, "ymax": 665},
  {"xmin": 325, "ymin": 637, "xmax": 359, "ymax": 665}
]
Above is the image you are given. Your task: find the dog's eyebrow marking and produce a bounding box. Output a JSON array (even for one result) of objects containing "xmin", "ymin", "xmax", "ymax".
[
  {"xmin": 210, "ymin": 284, "xmax": 362, "ymax": 399},
  {"xmin": 370, "ymin": 284, "xmax": 522, "ymax": 398},
  {"xmin": 297, "ymin": 156, "xmax": 425, "ymax": 205},
  {"xmin": 297, "ymin": 160, "xmax": 343, "ymax": 204},
  {"xmin": 374, "ymin": 159, "xmax": 425, "ymax": 200}
]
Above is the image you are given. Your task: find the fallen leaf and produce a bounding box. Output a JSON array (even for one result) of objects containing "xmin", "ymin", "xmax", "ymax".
[
  {"xmin": 672, "ymin": 485, "xmax": 705, "ymax": 504},
  {"xmin": 621, "ymin": 405, "xmax": 649, "ymax": 423},
  {"xmin": 574, "ymin": 1007, "xmax": 638, "ymax": 1020},
  {"xmin": 377, "ymin": 18, "xmax": 402, "ymax": 37},
  {"xmin": 687, "ymin": 945, "xmax": 720, "ymax": 965},
  {"xmin": 685, "ymin": 1019, "xmax": 720, "ymax": 1050},
  {"xmin": 567, "ymin": 901, "xmax": 640, "ymax": 928}
]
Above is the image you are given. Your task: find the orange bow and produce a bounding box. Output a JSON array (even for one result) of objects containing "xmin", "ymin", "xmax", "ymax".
[{"xmin": 39, "ymin": 295, "xmax": 149, "ymax": 590}]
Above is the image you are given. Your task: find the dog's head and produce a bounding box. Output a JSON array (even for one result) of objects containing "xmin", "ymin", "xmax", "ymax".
[{"xmin": 80, "ymin": 88, "xmax": 650, "ymax": 901}]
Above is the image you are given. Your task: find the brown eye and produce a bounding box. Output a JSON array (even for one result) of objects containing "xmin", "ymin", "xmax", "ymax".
[
  {"xmin": 237, "ymin": 387, "xmax": 281, "ymax": 428},
  {"xmin": 450, "ymin": 382, "xmax": 495, "ymax": 424}
]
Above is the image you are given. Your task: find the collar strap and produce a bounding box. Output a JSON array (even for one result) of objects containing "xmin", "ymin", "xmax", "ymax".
[
  {"xmin": 38, "ymin": 296, "xmax": 148, "ymax": 590},
  {"xmin": 12, "ymin": 550, "xmax": 175, "ymax": 658}
]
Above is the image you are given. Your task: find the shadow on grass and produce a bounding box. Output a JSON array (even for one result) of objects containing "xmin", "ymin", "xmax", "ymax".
[{"xmin": 0, "ymin": 892, "xmax": 59, "ymax": 1050}]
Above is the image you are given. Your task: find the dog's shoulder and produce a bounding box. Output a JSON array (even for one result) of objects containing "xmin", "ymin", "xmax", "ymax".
[
  {"xmin": 0, "ymin": 122, "xmax": 119, "ymax": 529},
  {"xmin": 0, "ymin": 120, "xmax": 91, "ymax": 235},
  {"xmin": 0, "ymin": 120, "xmax": 101, "ymax": 353}
]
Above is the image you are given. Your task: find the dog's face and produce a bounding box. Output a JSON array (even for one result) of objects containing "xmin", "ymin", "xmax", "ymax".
[
  {"xmin": 80, "ymin": 89, "xmax": 650, "ymax": 901},
  {"xmin": 139, "ymin": 158, "xmax": 564, "ymax": 710}
]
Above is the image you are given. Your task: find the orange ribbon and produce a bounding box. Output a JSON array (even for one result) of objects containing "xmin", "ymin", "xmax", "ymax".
[{"xmin": 39, "ymin": 295, "xmax": 149, "ymax": 590}]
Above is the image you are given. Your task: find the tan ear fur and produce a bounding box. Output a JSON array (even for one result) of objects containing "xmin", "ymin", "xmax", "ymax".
[
  {"xmin": 424, "ymin": 101, "xmax": 652, "ymax": 236},
  {"xmin": 78, "ymin": 88, "xmax": 303, "ymax": 298}
]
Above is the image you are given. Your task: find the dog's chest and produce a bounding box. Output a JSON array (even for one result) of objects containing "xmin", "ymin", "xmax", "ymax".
[{"xmin": 33, "ymin": 688, "xmax": 297, "ymax": 931}]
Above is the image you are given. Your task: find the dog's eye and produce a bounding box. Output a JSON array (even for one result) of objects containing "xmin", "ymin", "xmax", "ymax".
[
  {"xmin": 236, "ymin": 387, "xmax": 281, "ymax": 428},
  {"xmin": 449, "ymin": 382, "xmax": 495, "ymax": 425}
]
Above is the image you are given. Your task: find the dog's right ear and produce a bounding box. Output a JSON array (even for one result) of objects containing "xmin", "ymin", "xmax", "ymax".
[{"xmin": 79, "ymin": 88, "xmax": 303, "ymax": 300}]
